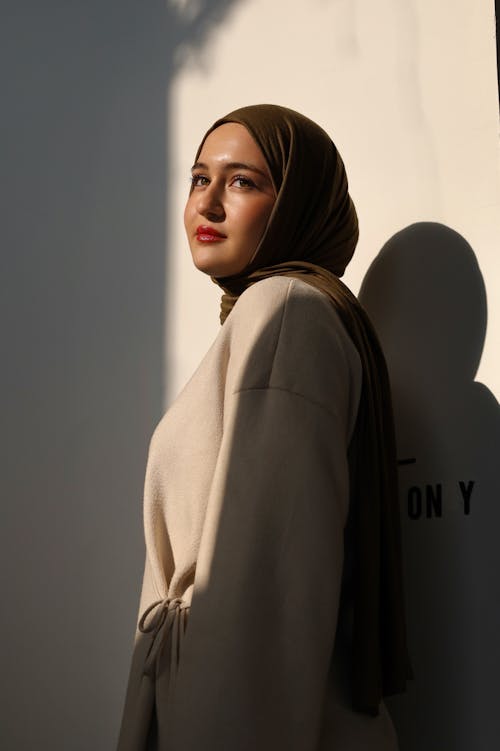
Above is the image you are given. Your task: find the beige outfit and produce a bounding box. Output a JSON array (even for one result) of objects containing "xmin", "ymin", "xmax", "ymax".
[{"xmin": 117, "ymin": 276, "xmax": 398, "ymax": 750}]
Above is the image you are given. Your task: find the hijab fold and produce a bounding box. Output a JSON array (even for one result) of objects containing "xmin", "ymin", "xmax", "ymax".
[{"xmin": 196, "ymin": 104, "xmax": 412, "ymax": 714}]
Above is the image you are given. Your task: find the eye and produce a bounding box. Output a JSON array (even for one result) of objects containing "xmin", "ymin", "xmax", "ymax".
[
  {"xmin": 231, "ymin": 175, "xmax": 256, "ymax": 189},
  {"xmin": 190, "ymin": 173, "xmax": 209, "ymax": 188}
]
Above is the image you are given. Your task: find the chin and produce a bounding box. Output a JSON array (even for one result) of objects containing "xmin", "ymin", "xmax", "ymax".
[
  {"xmin": 192, "ymin": 254, "xmax": 224, "ymax": 277},
  {"xmin": 191, "ymin": 250, "xmax": 243, "ymax": 278}
]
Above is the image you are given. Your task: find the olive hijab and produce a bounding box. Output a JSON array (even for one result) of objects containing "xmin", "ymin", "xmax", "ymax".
[{"xmin": 194, "ymin": 104, "xmax": 411, "ymax": 715}]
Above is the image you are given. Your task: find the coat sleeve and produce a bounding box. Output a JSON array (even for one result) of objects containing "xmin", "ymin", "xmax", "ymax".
[{"xmin": 166, "ymin": 384, "xmax": 352, "ymax": 751}]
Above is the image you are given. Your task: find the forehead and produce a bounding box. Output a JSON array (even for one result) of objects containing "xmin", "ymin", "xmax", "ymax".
[{"xmin": 198, "ymin": 122, "xmax": 268, "ymax": 168}]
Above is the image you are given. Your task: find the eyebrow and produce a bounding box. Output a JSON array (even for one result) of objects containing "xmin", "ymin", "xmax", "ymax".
[{"xmin": 190, "ymin": 160, "xmax": 270, "ymax": 180}]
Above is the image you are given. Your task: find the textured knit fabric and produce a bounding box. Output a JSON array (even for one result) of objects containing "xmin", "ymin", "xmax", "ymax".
[{"xmin": 117, "ymin": 276, "xmax": 399, "ymax": 751}]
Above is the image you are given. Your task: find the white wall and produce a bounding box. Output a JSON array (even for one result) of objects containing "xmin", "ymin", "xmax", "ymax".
[
  {"xmin": 167, "ymin": 0, "xmax": 499, "ymax": 406},
  {"xmin": 167, "ymin": 2, "xmax": 500, "ymax": 750}
]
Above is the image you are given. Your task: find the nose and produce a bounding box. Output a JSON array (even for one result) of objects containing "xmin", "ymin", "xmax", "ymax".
[{"xmin": 195, "ymin": 181, "xmax": 225, "ymax": 222}]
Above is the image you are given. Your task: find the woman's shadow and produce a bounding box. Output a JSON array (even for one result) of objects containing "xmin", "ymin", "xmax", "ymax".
[{"xmin": 359, "ymin": 222, "xmax": 500, "ymax": 751}]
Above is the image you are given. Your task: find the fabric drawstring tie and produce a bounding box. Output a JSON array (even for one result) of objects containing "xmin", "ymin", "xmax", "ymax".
[{"xmin": 139, "ymin": 598, "xmax": 189, "ymax": 680}]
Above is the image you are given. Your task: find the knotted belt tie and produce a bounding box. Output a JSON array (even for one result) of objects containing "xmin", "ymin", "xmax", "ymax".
[{"xmin": 138, "ymin": 597, "xmax": 190, "ymax": 680}]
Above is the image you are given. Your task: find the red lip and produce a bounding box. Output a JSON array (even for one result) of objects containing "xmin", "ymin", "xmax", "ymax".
[{"xmin": 195, "ymin": 225, "xmax": 227, "ymax": 241}]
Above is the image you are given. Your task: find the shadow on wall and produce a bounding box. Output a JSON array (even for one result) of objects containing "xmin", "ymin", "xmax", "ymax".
[
  {"xmin": 359, "ymin": 223, "xmax": 500, "ymax": 751},
  {"xmin": 1, "ymin": 1, "xmax": 244, "ymax": 751}
]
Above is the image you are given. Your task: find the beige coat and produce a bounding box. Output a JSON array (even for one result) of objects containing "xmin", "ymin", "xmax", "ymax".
[{"xmin": 117, "ymin": 276, "xmax": 398, "ymax": 750}]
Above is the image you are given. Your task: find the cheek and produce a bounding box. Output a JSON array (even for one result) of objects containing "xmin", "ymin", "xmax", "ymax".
[
  {"xmin": 239, "ymin": 199, "xmax": 271, "ymax": 231},
  {"xmin": 183, "ymin": 197, "xmax": 193, "ymax": 233},
  {"xmin": 247, "ymin": 203, "xmax": 274, "ymax": 239}
]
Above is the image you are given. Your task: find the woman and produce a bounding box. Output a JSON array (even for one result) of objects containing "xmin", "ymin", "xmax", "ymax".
[{"xmin": 117, "ymin": 104, "xmax": 411, "ymax": 751}]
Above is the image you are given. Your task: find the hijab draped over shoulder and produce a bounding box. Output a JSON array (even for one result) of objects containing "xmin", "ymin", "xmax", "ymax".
[{"xmin": 194, "ymin": 104, "xmax": 412, "ymax": 715}]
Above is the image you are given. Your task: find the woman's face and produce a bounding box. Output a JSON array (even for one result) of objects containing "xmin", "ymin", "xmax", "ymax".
[{"xmin": 184, "ymin": 122, "xmax": 276, "ymax": 278}]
